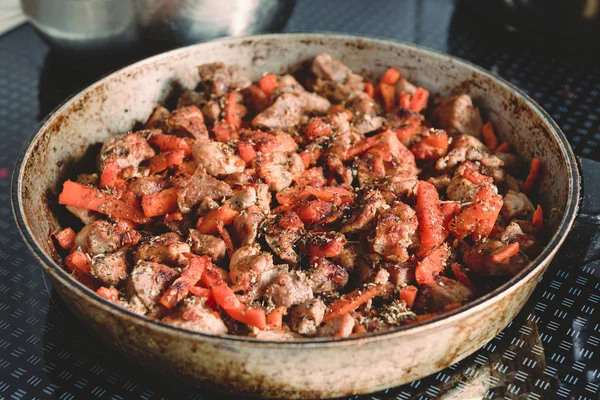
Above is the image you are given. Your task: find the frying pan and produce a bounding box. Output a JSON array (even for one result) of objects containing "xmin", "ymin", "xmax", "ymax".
[{"xmin": 10, "ymin": 34, "xmax": 594, "ymax": 398}]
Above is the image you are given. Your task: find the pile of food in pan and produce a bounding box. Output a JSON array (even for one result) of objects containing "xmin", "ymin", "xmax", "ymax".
[{"xmin": 51, "ymin": 54, "xmax": 544, "ymax": 339}]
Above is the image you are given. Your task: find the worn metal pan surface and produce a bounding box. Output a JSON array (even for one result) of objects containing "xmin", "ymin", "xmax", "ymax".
[{"xmin": 12, "ymin": 34, "xmax": 580, "ymax": 398}]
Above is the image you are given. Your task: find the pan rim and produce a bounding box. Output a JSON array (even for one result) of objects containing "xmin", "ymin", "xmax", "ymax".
[{"xmin": 11, "ymin": 32, "xmax": 580, "ymax": 347}]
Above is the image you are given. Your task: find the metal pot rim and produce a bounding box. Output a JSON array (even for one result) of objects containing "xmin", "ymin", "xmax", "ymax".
[{"xmin": 11, "ymin": 32, "xmax": 581, "ymax": 347}]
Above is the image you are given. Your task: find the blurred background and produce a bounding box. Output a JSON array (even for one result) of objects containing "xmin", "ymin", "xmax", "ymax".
[{"xmin": 0, "ymin": 1, "xmax": 599, "ymax": 399}]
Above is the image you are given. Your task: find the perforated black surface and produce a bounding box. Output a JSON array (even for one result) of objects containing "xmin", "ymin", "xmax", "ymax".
[{"xmin": 1, "ymin": 1, "xmax": 600, "ymax": 399}]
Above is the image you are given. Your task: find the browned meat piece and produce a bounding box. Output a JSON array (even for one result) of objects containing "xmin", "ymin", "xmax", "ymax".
[
  {"xmin": 176, "ymin": 90, "xmax": 204, "ymax": 109},
  {"xmin": 351, "ymin": 93, "xmax": 383, "ymax": 134},
  {"xmin": 414, "ymin": 276, "xmax": 473, "ymax": 312},
  {"xmin": 99, "ymin": 132, "xmax": 155, "ymax": 170},
  {"xmin": 188, "ymin": 230, "xmax": 227, "ymax": 262},
  {"xmin": 356, "ymin": 152, "xmax": 386, "ymax": 186},
  {"xmin": 75, "ymin": 220, "xmax": 121, "ymax": 256},
  {"xmin": 241, "ymin": 130, "xmax": 298, "ymax": 153},
  {"xmin": 501, "ymin": 190, "xmax": 534, "ymax": 220},
  {"xmin": 436, "ymin": 134, "xmax": 503, "ymax": 170},
  {"xmin": 307, "ymin": 258, "xmax": 349, "ymax": 293},
  {"xmin": 229, "ymin": 245, "xmax": 279, "ymax": 300},
  {"xmin": 145, "ymin": 105, "xmax": 170, "ymax": 129},
  {"xmin": 255, "ymin": 183, "xmax": 272, "ymax": 212},
  {"xmin": 395, "ymin": 77, "xmax": 418, "ymax": 97},
  {"xmin": 326, "ymin": 156, "xmax": 354, "ymax": 186},
  {"xmin": 385, "ymin": 261, "xmax": 415, "ymax": 287},
  {"xmin": 289, "ymin": 298, "xmax": 326, "ymax": 336},
  {"xmin": 117, "ymin": 294, "xmax": 147, "ymax": 316},
  {"xmin": 505, "ymin": 174, "xmax": 521, "ymax": 192},
  {"xmin": 372, "ymin": 202, "xmax": 418, "ymax": 262},
  {"xmin": 177, "ymin": 167, "xmax": 233, "ymax": 213},
  {"xmin": 369, "ymin": 268, "xmax": 391, "ymax": 285},
  {"xmin": 334, "ymin": 243, "xmax": 359, "ymax": 271},
  {"xmin": 130, "ymin": 261, "xmax": 179, "ymax": 308},
  {"xmin": 298, "ymin": 92, "xmax": 331, "ymax": 115},
  {"xmin": 254, "ymin": 330, "xmax": 302, "ymax": 340},
  {"xmin": 201, "ymin": 100, "xmax": 221, "ymax": 124},
  {"xmin": 462, "ymin": 239, "xmax": 529, "ymax": 276},
  {"xmin": 499, "ymin": 221, "xmax": 538, "ymax": 255},
  {"xmin": 66, "ymin": 205, "xmax": 98, "ymax": 225},
  {"xmin": 90, "ymin": 249, "xmax": 129, "ymax": 286},
  {"xmin": 317, "ymin": 314, "xmax": 355, "ymax": 338},
  {"xmin": 192, "ymin": 139, "xmax": 246, "ymax": 177},
  {"xmin": 353, "ymin": 114, "xmax": 384, "ymax": 135},
  {"xmin": 428, "ymin": 174, "xmax": 451, "ymax": 191},
  {"xmin": 435, "ymin": 94, "xmax": 483, "ymax": 137},
  {"xmin": 233, "ymin": 209, "xmax": 265, "ymax": 246},
  {"xmin": 352, "ymin": 92, "xmax": 379, "ymax": 115},
  {"xmin": 198, "ymin": 62, "xmax": 230, "ymax": 96},
  {"xmin": 134, "ymin": 232, "xmax": 191, "ymax": 266},
  {"xmin": 225, "ymin": 186, "xmax": 257, "ymax": 211},
  {"xmin": 264, "ymin": 213, "xmax": 303, "ymax": 263},
  {"xmin": 342, "ymin": 190, "xmax": 386, "ymax": 233},
  {"xmin": 166, "ymin": 105, "xmax": 209, "ymax": 139},
  {"xmin": 446, "ymin": 175, "xmax": 478, "ymax": 202},
  {"xmin": 255, "ymin": 152, "xmax": 304, "ymax": 192},
  {"xmin": 228, "ymin": 65, "xmax": 252, "ymax": 90},
  {"xmin": 252, "ymin": 93, "xmax": 305, "ymax": 130},
  {"xmin": 162, "ymin": 296, "xmax": 228, "ymax": 334},
  {"xmin": 264, "ymin": 271, "xmax": 313, "ymax": 308},
  {"xmin": 270, "ymin": 74, "xmax": 305, "ymax": 98},
  {"xmin": 311, "ymin": 53, "xmax": 352, "ymax": 83},
  {"xmin": 128, "ymin": 175, "xmax": 167, "ymax": 197},
  {"xmin": 383, "ymin": 173, "xmax": 419, "ymax": 200}
]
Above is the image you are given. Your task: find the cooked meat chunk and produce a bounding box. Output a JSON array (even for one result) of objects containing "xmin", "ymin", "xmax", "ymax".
[
  {"xmin": 385, "ymin": 261, "xmax": 414, "ymax": 287},
  {"xmin": 462, "ymin": 240, "xmax": 529, "ymax": 276},
  {"xmin": 225, "ymin": 186, "xmax": 257, "ymax": 211},
  {"xmin": 229, "ymin": 245, "xmax": 278, "ymax": 300},
  {"xmin": 255, "ymin": 152, "xmax": 304, "ymax": 192},
  {"xmin": 201, "ymin": 100, "xmax": 221, "ymax": 124},
  {"xmin": 372, "ymin": 203, "xmax": 418, "ymax": 262},
  {"xmin": 334, "ymin": 243, "xmax": 360, "ymax": 271},
  {"xmin": 342, "ymin": 190, "xmax": 386, "ymax": 233},
  {"xmin": 501, "ymin": 190, "xmax": 534, "ymax": 220},
  {"xmin": 177, "ymin": 167, "xmax": 233, "ymax": 213},
  {"xmin": 414, "ymin": 277, "xmax": 473, "ymax": 312},
  {"xmin": 353, "ymin": 114, "xmax": 384, "ymax": 135},
  {"xmin": 271, "ymin": 74, "xmax": 305, "ymax": 98},
  {"xmin": 166, "ymin": 105, "xmax": 209, "ymax": 139},
  {"xmin": 192, "ymin": 139, "xmax": 245, "ymax": 177},
  {"xmin": 252, "ymin": 93, "xmax": 305, "ymax": 130},
  {"xmin": 100, "ymin": 132, "xmax": 155, "ymax": 170},
  {"xmin": 264, "ymin": 271, "xmax": 313, "ymax": 307},
  {"xmin": 311, "ymin": 53, "xmax": 352, "ymax": 83},
  {"xmin": 317, "ymin": 314, "xmax": 355, "ymax": 338},
  {"xmin": 198, "ymin": 62, "xmax": 230, "ymax": 96},
  {"xmin": 436, "ymin": 135, "xmax": 503, "ymax": 170},
  {"xmin": 130, "ymin": 261, "xmax": 179, "ymax": 308},
  {"xmin": 75, "ymin": 220, "xmax": 121, "ymax": 256},
  {"xmin": 264, "ymin": 213, "xmax": 303, "ymax": 262},
  {"xmin": 446, "ymin": 175, "xmax": 478, "ymax": 202},
  {"xmin": 289, "ymin": 299, "xmax": 326, "ymax": 336},
  {"xmin": 176, "ymin": 89, "xmax": 204, "ymax": 109},
  {"xmin": 145, "ymin": 105, "xmax": 170, "ymax": 129},
  {"xmin": 128, "ymin": 176, "xmax": 167, "ymax": 197},
  {"xmin": 395, "ymin": 77, "xmax": 417, "ymax": 96},
  {"xmin": 436, "ymin": 94, "xmax": 483, "ymax": 137},
  {"xmin": 135, "ymin": 232, "xmax": 191, "ymax": 266},
  {"xmin": 312, "ymin": 54, "xmax": 364, "ymax": 102},
  {"xmin": 66, "ymin": 205, "xmax": 98, "ymax": 224},
  {"xmin": 351, "ymin": 93, "xmax": 383, "ymax": 134},
  {"xmin": 298, "ymin": 92, "xmax": 331, "ymax": 115},
  {"xmin": 188, "ymin": 230, "xmax": 227, "ymax": 262},
  {"xmin": 91, "ymin": 249, "xmax": 129, "ymax": 286},
  {"xmin": 162, "ymin": 296, "xmax": 228, "ymax": 334},
  {"xmin": 307, "ymin": 258, "xmax": 349, "ymax": 293},
  {"xmin": 233, "ymin": 209, "xmax": 265, "ymax": 246}
]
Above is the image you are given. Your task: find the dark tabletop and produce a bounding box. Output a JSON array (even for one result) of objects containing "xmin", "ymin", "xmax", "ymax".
[{"xmin": 1, "ymin": 0, "xmax": 600, "ymax": 399}]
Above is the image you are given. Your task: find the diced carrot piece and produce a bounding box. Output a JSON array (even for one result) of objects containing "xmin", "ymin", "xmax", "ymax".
[
  {"xmin": 451, "ymin": 263, "xmax": 475, "ymax": 292},
  {"xmin": 278, "ymin": 211, "xmax": 304, "ymax": 230},
  {"xmin": 65, "ymin": 250, "xmax": 91, "ymax": 275},
  {"xmin": 327, "ymin": 105, "xmax": 353, "ymax": 121},
  {"xmin": 456, "ymin": 161, "xmax": 493, "ymax": 185},
  {"xmin": 148, "ymin": 150, "xmax": 185, "ymax": 174},
  {"xmin": 408, "ymin": 88, "xmax": 429, "ymax": 113},
  {"xmin": 378, "ymin": 82, "xmax": 396, "ymax": 112},
  {"xmin": 213, "ymin": 121, "xmax": 239, "ymax": 143},
  {"xmin": 299, "ymin": 146, "xmax": 322, "ymax": 168},
  {"xmin": 211, "ymin": 284, "xmax": 267, "ymax": 329},
  {"xmin": 99, "ymin": 160, "xmax": 122, "ymax": 189},
  {"xmin": 295, "ymin": 200, "xmax": 337, "ymax": 225},
  {"xmin": 415, "ymin": 244, "xmax": 450, "ymax": 285},
  {"xmin": 532, "ymin": 204, "xmax": 543, "ymax": 230},
  {"xmin": 196, "ymin": 203, "xmax": 238, "ymax": 234},
  {"xmin": 58, "ymin": 181, "xmax": 149, "ymax": 224},
  {"xmin": 481, "ymin": 122, "xmax": 498, "ymax": 150},
  {"xmin": 394, "ymin": 124, "xmax": 419, "ymax": 142},
  {"xmin": 165, "ymin": 211, "xmax": 183, "ymax": 223},
  {"xmin": 160, "ymin": 253, "xmax": 208, "ymax": 309},
  {"xmin": 267, "ymin": 306, "xmax": 286, "ymax": 330},
  {"xmin": 448, "ymin": 185, "xmax": 503, "ymax": 240},
  {"xmin": 495, "ymin": 142, "xmax": 510, "ymax": 153},
  {"xmin": 492, "ymin": 242, "xmax": 520, "ymax": 262},
  {"xmin": 364, "ymin": 81, "xmax": 375, "ymax": 98},
  {"xmin": 141, "ymin": 187, "xmax": 179, "ymax": 217},
  {"xmin": 225, "ymin": 92, "xmax": 242, "ymax": 130},
  {"xmin": 54, "ymin": 227, "xmax": 76, "ymax": 250},
  {"xmin": 411, "ymin": 130, "xmax": 449, "ymax": 160},
  {"xmin": 399, "ymin": 285, "xmax": 418, "ymax": 309},
  {"xmin": 304, "ymin": 118, "xmax": 331, "ymax": 141},
  {"xmin": 399, "ymin": 91, "xmax": 410, "ymax": 109},
  {"xmin": 122, "ymin": 229, "xmax": 142, "ymax": 246},
  {"xmin": 276, "ymin": 185, "xmax": 355, "ymax": 207},
  {"xmin": 189, "ymin": 286, "xmax": 211, "ymax": 297},
  {"xmin": 301, "ymin": 233, "xmax": 346, "ymax": 259},
  {"xmin": 523, "ymin": 157, "xmax": 541, "ymax": 192},
  {"xmin": 323, "ymin": 284, "xmax": 390, "ymax": 322},
  {"xmin": 200, "ymin": 264, "xmax": 229, "ymax": 288},
  {"xmin": 148, "ymin": 134, "xmax": 192, "ymax": 156},
  {"xmin": 258, "ymin": 73, "xmax": 278, "ymax": 98},
  {"xmin": 381, "ymin": 67, "xmax": 401, "ymax": 85},
  {"xmin": 237, "ymin": 141, "xmax": 257, "ymax": 164},
  {"xmin": 96, "ymin": 287, "xmax": 119, "ymax": 302},
  {"xmin": 416, "ymin": 181, "xmax": 445, "ymax": 257},
  {"xmin": 440, "ymin": 201, "xmax": 461, "ymax": 230}
]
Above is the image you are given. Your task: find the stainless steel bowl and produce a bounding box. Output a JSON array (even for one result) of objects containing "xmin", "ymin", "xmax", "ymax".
[{"xmin": 21, "ymin": 0, "xmax": 296, "ymax": 56}]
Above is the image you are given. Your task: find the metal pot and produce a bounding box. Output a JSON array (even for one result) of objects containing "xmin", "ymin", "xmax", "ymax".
[{"xmin": 11, "ymin": 34, "xmax": 584, "ymax": 398}]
